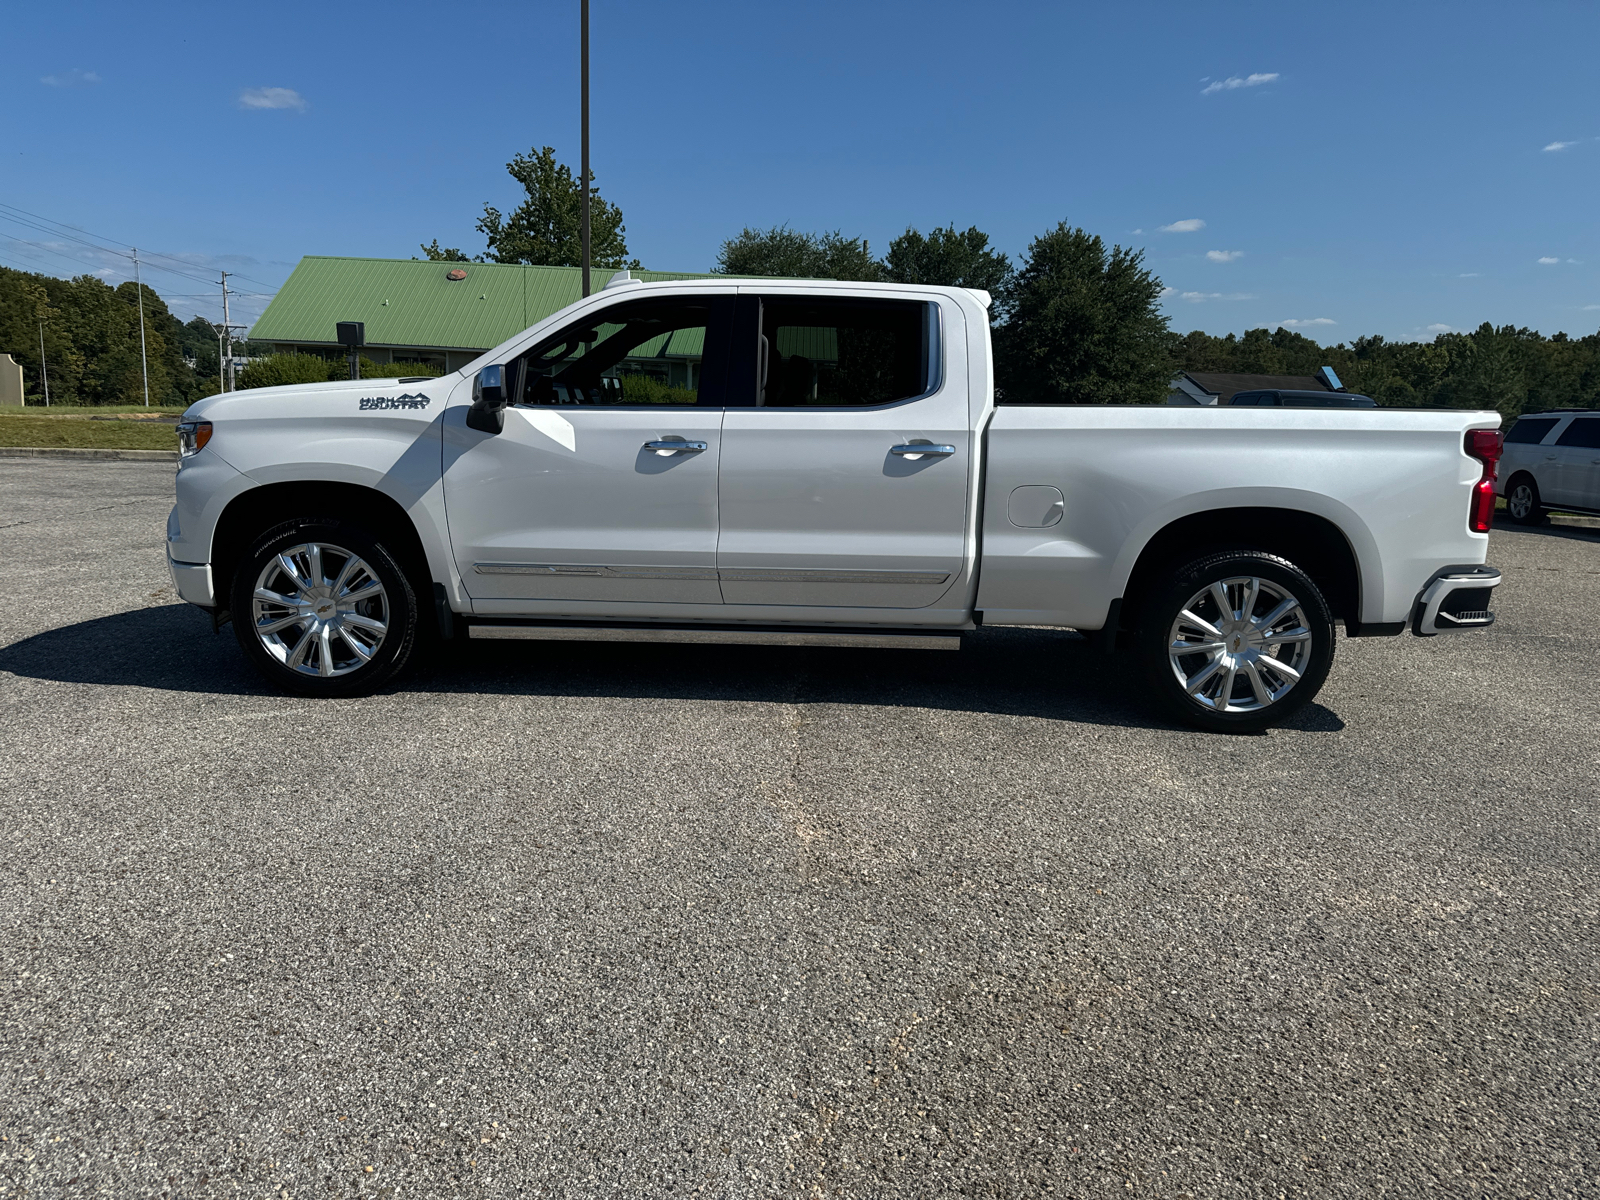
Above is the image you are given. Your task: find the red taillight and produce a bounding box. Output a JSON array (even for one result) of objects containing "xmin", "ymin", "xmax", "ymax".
[{"xmin": 1465, "ymin": 428, "xmax": 1503, "ymax": 533}]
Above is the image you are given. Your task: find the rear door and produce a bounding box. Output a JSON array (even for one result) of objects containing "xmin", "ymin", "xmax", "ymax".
[
  {"xmin": 715, "ymin": 292, "xmax": 971, "ymax": 609},
  {"xmin": 442, "ymin": 293, "xmax": 734, "ymax": 607},
  {"xmin": 1553, "ymin": 415, "xmax": 1600, "ymax": 509},
  {"xmin": 1543, "ymin": 416, "xmax": 1592, "ymax": 508}
]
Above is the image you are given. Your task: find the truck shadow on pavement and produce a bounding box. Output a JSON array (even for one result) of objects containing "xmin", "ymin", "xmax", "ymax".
[{"xmin": 0, "ymin": 604, "xmax": 1345, "ymax": 734}]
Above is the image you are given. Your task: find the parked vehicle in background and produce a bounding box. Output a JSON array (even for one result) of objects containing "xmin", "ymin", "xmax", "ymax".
[
  {"xmin": 1499, "ymin": 410, "xmax": 1600, "ymax": 523},
  {"xmin": 168, "ymin": 278, "xmax": 1503, "ymax": 733},
  {"xmin": 1228, "ymin": 389, "xmax": 1378, "ymax": 408}
]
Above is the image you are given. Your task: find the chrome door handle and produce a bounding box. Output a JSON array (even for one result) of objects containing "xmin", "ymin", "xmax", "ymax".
[
  {"xmin": 643, "ymin": 439, "xmax": 708, "ymax": 456},
  {"xmin": 890, "ymin": 443, "xmax": 956, "ymax": 459}
]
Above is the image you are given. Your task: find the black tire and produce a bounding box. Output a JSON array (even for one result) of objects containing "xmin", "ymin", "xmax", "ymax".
[
  {"xmin": 1504, "ymin": 474, "xmax": 1546, "ymax": 525},
  {"xmin": 230, "ymin": 518, "xmax": 418, "ymax": 698},
  {"xmin": 1136, "ymin": 550, "xmax": 1336, "ymax": 734}
]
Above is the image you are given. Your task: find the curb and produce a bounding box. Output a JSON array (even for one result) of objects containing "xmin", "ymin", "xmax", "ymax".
[
  {"xmin": 0, "ymin": 446, "xmax": 179, "ymax": 462},
  {"xmin": 1549, "ymin": 512, "xmax": 1600, "ymax": 530}
]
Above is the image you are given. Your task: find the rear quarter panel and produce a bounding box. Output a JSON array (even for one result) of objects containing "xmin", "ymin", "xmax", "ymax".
[{"xmin": 976, "ymin": 406, "xmax": 1500, "ymax": 628}]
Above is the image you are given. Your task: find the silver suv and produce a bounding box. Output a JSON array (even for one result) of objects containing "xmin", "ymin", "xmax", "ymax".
[{"xmin": 1499, "ymin": 410, "xmax": 1600, "ymax": 522}]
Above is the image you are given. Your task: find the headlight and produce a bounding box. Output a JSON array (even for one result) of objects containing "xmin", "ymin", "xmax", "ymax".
[{"xmin": 177, "ymin": 421, "xmax": 213, "ymax": 458}]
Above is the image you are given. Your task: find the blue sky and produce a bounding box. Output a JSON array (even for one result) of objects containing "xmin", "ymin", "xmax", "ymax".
[{"xmin": 4, "ymin": 1, "xmax": 1597, "ymax": 340}]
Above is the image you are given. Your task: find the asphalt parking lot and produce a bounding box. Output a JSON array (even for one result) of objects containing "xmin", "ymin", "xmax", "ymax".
[{"xmin": 1, "ymin": 459, "xmax": 1597, "ymax": 1199}]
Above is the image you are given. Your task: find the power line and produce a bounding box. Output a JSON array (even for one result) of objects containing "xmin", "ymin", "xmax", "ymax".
[
  {"xmin": 0, "ymin": 220, "xmax": 227, "ymax": 289},
  {"xmin": 0, "ymin": 200, "xmax": 283, "ymax": 292}
]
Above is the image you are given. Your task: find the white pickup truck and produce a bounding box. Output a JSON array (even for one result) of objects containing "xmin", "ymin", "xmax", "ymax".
[{"xmin": 168, "ymin": 277, "xmax": 1504, "ymax": 732}]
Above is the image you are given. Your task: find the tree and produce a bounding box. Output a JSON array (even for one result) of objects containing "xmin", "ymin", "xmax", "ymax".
[
  {"xmin": 0, "ymin": 265, "xmax": 208, "ymax": 405},
  {"xmin": 419, "ymin": 240, "xmax": 471, "ymax": 262},
  {"xmin": 714, "ymin": 226, "xmax": 884, "ymax": 281},
  {"xmin": 471, "ymin": 146, "xmax": 637, "ymax": 268},
  {"xmin": 994, "ymin": 224, "xmax": 1173, "ymax": 405},
  {"xmin": 883, "ymin": 225, "xmax": 1012, "ymax": 294}
]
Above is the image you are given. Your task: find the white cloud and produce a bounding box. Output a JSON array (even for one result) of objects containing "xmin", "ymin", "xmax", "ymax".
[
  {"xmin": 239, "ymin": 87, "xmax": 307, "ymax": 111},
  {"xmin": 40, "ymin": 68, "xmax": 99, "ymax": 87},
  {"xmin": 1206, "ymin": 250, "xmax": 1244, "ymax": 262},
  {"xmin": 1568, "ymin": 258, "xmax": 1582, "ymax": 264},
  {"xmin": 1201, "ymin": 72, "xmax": 1279, "ymax": 96},
  {"xmin": 1538, "ymin": 256, "xmax": 1560, "ymax": 264},
  {"xmin": 1543, "ymin": 140, "xmax": 1578, "ymax": 152},
  {"xmin": 1177, "ymin": 291, "xmax": 1255, "ymax": 303},
  {"xmin": 1277, "ymin": 318, "xmax": 1336, "ymax": 328},
  {"xmin": 1131, "ymin": 228, "xmax": 1144, "ymax": 235},
  {"xmin": 1459, "ymin": 272, "xmax": 1479, "ymax": 278},
  {"xmin": 1427, "ymin": 323, "xmax": 1454, "ymax": 333},
  {"xmin": 1159, "ymin": 286, "xmax": 1177, "ymax": 298},
  {"xmin": 1584, "ymin": 305, "xmax": 1600, "ymax": 311},
  {"xmin": 1160, "ymin": 218, "xmax": 1206, "ymax": 233}
]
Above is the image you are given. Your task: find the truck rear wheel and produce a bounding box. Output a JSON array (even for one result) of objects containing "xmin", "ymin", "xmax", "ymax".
[
  {"xmin": 1137, "ymin": 550, "xmax": 1335, "ymax": 733},
  {"xmin": 230, "ymin": 518, "xmax": 418, "ymax": 698}
]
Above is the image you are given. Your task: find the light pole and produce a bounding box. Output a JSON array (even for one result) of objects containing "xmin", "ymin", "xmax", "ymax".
[
  {"xmin": 132, "ymin": 248, "xmax": 151, "ymax": 407},
  {"xmin": 38, "ymin": 319, "xmax": 50, "ymax": 406},
  {"xmin": 580, "ymin": 0, "xmax": 590, "ymax": 298}
]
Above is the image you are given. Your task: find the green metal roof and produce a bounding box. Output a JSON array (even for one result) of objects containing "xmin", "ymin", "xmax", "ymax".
[{"xmin": 249, "ymin": 256, "xmax": 719, "ymax": 352}]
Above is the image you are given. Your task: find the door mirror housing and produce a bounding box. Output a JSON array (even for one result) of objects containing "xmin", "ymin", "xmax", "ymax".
[{"xmin": 467, "ymin": 364, "xmax": 508, "ymax": 434}]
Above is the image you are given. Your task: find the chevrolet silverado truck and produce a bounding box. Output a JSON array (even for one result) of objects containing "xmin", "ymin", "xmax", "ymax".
[{"xmin": 167, "ymin": 277, "xmax": 1504, "ymax": 732}]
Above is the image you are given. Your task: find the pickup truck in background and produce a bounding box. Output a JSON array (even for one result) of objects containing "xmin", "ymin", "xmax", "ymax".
[{"xmin": 168, "ymin": 278, "xmax": 1504, "ymax": 732}]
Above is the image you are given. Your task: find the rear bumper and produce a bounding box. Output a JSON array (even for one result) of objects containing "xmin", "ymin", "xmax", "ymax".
[
  {"xmin": 168, "ymin": 549, "xmax": 215, "ymax": 609},
  {"xmin": 1412, "ymin": 565, "xmax": 1500, "ymax": 636}
]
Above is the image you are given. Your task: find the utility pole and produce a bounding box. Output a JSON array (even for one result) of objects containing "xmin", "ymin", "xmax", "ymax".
[
  {"xmin": 222, "ymin": 272, "xmax": 233, "ymax": 392},
  {"xmin": 580, "ymin": 0, "xmax": 591, "ymax": 298},
  {"xmin": 215, "ymin": 273, "xmax": 246, "ymax": 392},
  {"xmin": 132, "ymin": 248, "xmax": 151, "ymax": 407},
  {"xmin": 38, "ymin": 319, "xmax": 50, "ymax": 407}
]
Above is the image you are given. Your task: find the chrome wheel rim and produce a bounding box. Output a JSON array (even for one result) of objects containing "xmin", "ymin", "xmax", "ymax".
[
  {"xmin": 251, "ymin": 542, "xmax": 389, "ymax": 678},
  {"xmin": 1168, "ymin": 575, "xmax": 1313, "ymax": 713},
  {"xmin": 1508, "ymin": 484, "xmax": 1533, "ymax": 519}
]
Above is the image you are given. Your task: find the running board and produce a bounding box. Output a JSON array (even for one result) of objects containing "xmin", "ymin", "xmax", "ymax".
[{"xmin": 467, "ymin": 622, "xmax": 961, "ymax": 651}]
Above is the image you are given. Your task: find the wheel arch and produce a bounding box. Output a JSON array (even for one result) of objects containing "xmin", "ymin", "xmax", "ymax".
[
  {"xmin": 1118, "ymin": 506, "xmax": 1365, "ymax": 632},
  {"xmin": 211, "ymin": 482, "xmax": 441, "ymax": 621}
]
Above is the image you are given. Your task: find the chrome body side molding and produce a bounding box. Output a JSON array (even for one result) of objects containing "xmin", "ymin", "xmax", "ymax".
[{"xmin": 468, "ymin": 622, "xmax": 962, "ymax": 650}]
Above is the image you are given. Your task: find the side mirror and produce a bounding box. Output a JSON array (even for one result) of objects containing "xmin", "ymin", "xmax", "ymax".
[{"xmin": 466, "ymin": 364, "xmax": 507, "ymax": 434}]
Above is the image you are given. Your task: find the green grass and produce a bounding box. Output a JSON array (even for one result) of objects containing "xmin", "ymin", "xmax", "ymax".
[
  {"xmin": 0, "ymin": 409, "xmax": 182, "ymax": 450},
  {"xmin": 0, "ymin": 403, "xmax": 188, "ymax": 416}
]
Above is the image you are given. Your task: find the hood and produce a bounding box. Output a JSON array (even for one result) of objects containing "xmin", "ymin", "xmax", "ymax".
[{"xmin": 182, "ymin": 373, "xmax": 462, "ymax": 423}]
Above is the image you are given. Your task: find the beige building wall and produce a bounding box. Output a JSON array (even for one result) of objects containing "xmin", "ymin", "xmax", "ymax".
[{"xmin": 0, "ymin": 353, "xmax": 24, "ymax": 406}]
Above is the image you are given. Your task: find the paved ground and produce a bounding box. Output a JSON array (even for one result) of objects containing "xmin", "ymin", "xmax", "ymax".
[{"xmin": 1, "ymin": 460, "xmax": 1596, "ymax": 1200}]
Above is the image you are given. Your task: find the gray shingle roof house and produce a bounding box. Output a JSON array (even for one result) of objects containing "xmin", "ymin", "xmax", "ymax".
[{"xmin": 1168, "ymin": 371, "xmax": 1334, "ymax": 406}]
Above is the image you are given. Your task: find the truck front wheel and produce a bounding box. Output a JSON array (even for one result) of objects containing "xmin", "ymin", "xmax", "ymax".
[
  {"xmin": 230, "ymin": 519, "xmax": 418, "ymax": 698},
  {"xmin": 1136, "ymin": 550, "xmax": 1335, "ymax": 733}
]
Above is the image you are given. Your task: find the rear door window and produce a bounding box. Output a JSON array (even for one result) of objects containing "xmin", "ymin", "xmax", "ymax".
[
  {"xmin": 756, "ymin": 298, "xmax": 935, "ymax": 408},
  {"xmin": 1506, "ymin": 417, "xmax": 1559, "ymax": 444},
  {"xmin": 1554, "ymin": 417, "xmax": 1600, "ymax": 448}
]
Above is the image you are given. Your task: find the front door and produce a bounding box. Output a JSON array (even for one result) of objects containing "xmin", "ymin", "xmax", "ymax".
[
  {"xmin": 715, "ymin": 292, "xmax": 972, "ymax": 609},
  {"xmin": 443, "ymin": 293, "xmax": 734, "ymax": 607}
]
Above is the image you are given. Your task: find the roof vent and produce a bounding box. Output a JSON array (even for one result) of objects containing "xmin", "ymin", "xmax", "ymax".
[
  {"xmin": 604, "ymin": 269, "xmax": 642, "ymax": 289},
  {"xmin": 1316, "ymin": 365, "xmax": 1344, "ymax": 391},
  {"xmin": 446, "ymin": 268, "xmax": 467, "ymax": 281}
]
